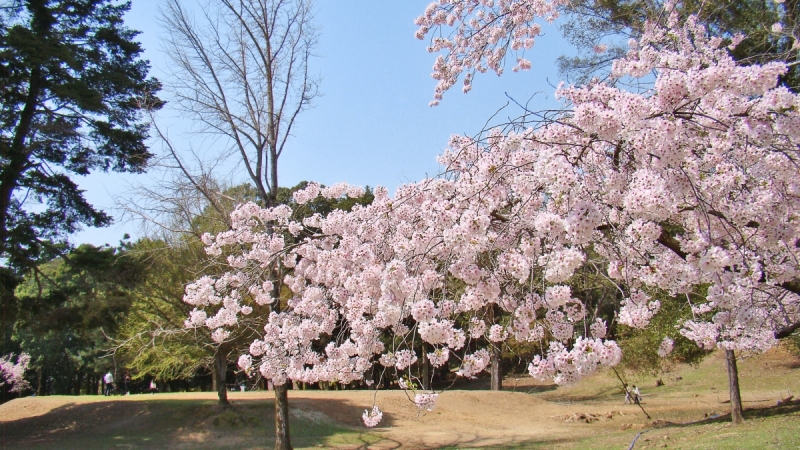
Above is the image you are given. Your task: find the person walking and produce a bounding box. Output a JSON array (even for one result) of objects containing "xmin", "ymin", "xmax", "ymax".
[
  {"xmin": 103, "ymin": 371, "xmax": 114, "ymax": 396},
  {"xmin": 624, "ymin": 385, "xmax": 632, "ymax": 404},
  {"xmin": 633, "ymin": 385, "xmax": 642, "ymax": 403}
]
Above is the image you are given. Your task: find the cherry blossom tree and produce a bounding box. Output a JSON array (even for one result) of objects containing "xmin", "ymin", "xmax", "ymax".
[
  {"xmin": 188, "ymin": 172, "xmax": 624, "ymax": 431},
  {"xmin": 416, "ymin": 0, "xmax": 800, "ymax": 424},
  {"xmin": 158, "ymin": 0, "xmax": 319, "ymax": 443},
  {"xmin": 186, "ymin": 1, "xmax": 800, "ymax": 435},
  {"xmin": 0, "ymin": 353, "xmax": 30, "ymax": 394}
]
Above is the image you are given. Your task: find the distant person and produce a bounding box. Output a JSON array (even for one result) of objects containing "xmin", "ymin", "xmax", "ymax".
[
  {"xmin": 633, "ymin": 385, "xmax": 641, "ymax": 403},
  {"xmin": 103, "ymin": 371, "xmax": 114, "ymax": 396},
  {"xmin": 148, "ymin": 379, "xmax": 158, "ymax": 394},
  {"xmin": 624, "ymin": 385, "xmax": 632, "ymax": 404},
  {"xmin": 123, "ymin": 373, "xmax": 132, "ymax": 395}
]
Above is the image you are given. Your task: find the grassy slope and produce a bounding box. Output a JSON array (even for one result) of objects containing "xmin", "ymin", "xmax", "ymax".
[{"xmin": 506, "ymin": 347, "xmax": 800, "ymax": 449}]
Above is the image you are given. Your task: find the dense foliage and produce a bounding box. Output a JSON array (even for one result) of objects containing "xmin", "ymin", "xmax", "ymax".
[{"xmin": 14, "ymin": 244, "xmax": 141, "ymax": 395}]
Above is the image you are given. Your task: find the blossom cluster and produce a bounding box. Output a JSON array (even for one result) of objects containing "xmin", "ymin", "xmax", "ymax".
[
  {"xmin": 528, "ymin": 338, "xmax": 622, "ymax": 385},
  {"xmin": 362, "ymin": 406, "xmax": 383, "ymax": 427},
  {"xmin": 415, "ymin": 0, "xmax": 569, "ymax": 105},
  {"xmin": 0, "ymin": 353, "xmax": 30, "ymax": 393},
  {"xmin": 657, "ymin": 337, "xmax": 674, "ymax": 358}
]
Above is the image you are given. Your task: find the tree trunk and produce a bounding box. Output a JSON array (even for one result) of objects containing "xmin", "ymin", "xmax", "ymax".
[
  {"xmin": 274, "ymin": 382, "xmax": 292, "ymax": 450},
  {"xmin": 213, "ymin": 344, "xmax": 230, "ymax": 405},
  {"xmin": 421, "ymin": 343, "xmax": 431, "ymax": 390},
  {"xmin": 0, "ymin": 67, "xmax": 42, "ymax": 252},
  {"xmin": 725, "ymin": 349, "xmax": 744, "ymax": 424},
  {"xmin": 36, "ymin": 368, "xmax": 44, "ymax": 396},
  {"xmin": 73, "ymin": 368, "xmax": 82, "ymax": 395},
  {"xmin": 490, "ymin": 343, "xmax": 502, "ymax": 391}
]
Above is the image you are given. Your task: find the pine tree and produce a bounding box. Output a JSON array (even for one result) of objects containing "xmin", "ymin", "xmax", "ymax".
[{"xmin": 0, "ymin": 0, "xmax": 161, "ymax": 271}]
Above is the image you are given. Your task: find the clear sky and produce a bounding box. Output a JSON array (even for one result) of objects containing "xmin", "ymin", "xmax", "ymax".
[{"xmin": 71, "ymin": 0, "xmax": 571, "ymax": 247}]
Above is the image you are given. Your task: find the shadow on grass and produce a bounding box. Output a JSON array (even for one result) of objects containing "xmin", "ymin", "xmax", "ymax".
[
  {"xmin": 541, "ymin": 384, "xmax": 623, "ymax": 404},
  {"xmin": 0, "ymin": 396, "xmax": 388, "ymax": 449},
  {"xmin": 743, "ymin": 400, "xmax": 800, "ymax": 419},
  {"xmin": 436, "ymin": 436, "xmax": 576, "ymax": 449},
  {"xmin": 664, "ymin": 399, "xmax": 800, "ymax": 428},
  {"xmin": 382, "ymin": 430, "xmax": 576, "ymax": 450},
  {"xmin": 515, "ymin": 383, "xmax": 558, "ymax": 394}
]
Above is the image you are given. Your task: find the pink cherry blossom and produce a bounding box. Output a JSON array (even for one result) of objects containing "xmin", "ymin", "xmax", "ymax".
[
  {"xmin": 0, "ymin": 353, "xmax": 30, "ymax": 393},
  {"xmin": 657, "ymin": 337, "xmax": 674, "ymax": 358},
  {"xmin": 362, "ymin": 406, "xmax": 383, "ymax": 427}
]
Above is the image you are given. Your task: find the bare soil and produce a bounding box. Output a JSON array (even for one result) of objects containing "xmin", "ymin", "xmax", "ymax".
[{"xmin": 1, "ymin": 348, "xmax": 798, "ymax": 449}]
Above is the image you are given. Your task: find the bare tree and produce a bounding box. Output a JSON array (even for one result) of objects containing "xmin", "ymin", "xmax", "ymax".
[
  {"xmin": 162, "ymin": 0, "xmax": 319, "ymax": 209},
  {"xmin": 155, "ymin": 1, "xmax": 319, "ymax": 448}
]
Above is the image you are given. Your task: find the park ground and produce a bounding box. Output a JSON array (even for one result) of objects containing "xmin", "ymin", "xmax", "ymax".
[{"xmin": 1, "ymin": 348, "xmax": 799, "ymax": 449}]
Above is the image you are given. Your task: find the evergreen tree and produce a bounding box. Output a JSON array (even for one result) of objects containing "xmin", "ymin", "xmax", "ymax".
[{"xmin": 0, "ymin": 0, "xmax": 161, "ymax": 271}]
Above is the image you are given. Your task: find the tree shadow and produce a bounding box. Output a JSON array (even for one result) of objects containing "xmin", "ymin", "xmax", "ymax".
[
  {"xmin": 515, "ymin": 383, "xmax": 558, "ymax": 394},
  {"xmin": 541, "ymin": 385, "xmax": 622, "ymax": 403},
  {"xmin": 0, "ymin": 396, "xmax": 387, "ymax": 449},
  {"xmin": 440, "ymin": 372, "xmax": 559, "ymax": 394},
  {"xmin": 743, "ymin": 400, "xmax": 800, "ymax": 420},
  {"xmin": 434, "ymin": 435, "xmax": 575, "ymax": 449},
  {"xmin": 639, "ymin": 399, "xmax": 800, "ymax": 430},
  {"xmin": 786, "ymin": 360, "xmax": 800, "ymax": 370}
]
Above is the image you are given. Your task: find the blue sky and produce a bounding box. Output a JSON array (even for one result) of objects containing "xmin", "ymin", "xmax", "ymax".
[{"xmin": 72, "ymin": 1, "xmax": 571, "ymax": 246}]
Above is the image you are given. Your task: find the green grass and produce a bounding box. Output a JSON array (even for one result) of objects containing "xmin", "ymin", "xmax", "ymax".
[
  {"xmin": 507, "ymin": 403, "xmax": 800, "ymax": 450},
  {"xmin": 500, "ymin": 348, "xmax": 800, "ymax": 449}
]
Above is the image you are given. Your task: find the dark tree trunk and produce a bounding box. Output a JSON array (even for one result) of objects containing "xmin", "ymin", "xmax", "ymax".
[
  {"xmin": 73, "ymin": 368, "xmax": 82, "ymax": 395},
  {"xmin": 421, "ymin": 343, "xmax": 431, "ymax": 390},
  {"xmin": 725, "ymin": 349, "xmax": 744, "ymax": 424},
  {"xmin": 269, "ymin": 149, "xmax": 279, "ymax": 208},
  {"xmin": 274, "ymin": 382, "xmax": 292, "ymax": 450},
  {"xmin": 0, "ymin": 67, "xmax": 41, "ymax": 252},
  {"xmin": 36, "ymin": 368, "xmax": 44, "ymax": 396},
  {"xmin": 213, "ymin": 344, "xmax": 230, "ymax": 405},
  {"xmin": 490, "ymin": 343, "xmax": 502, "ymax": 391}
]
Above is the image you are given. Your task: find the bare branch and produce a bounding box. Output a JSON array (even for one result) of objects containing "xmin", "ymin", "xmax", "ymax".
[{"xmin": 161, "ymin": 0, "xmax": 319, "ymax": 206}]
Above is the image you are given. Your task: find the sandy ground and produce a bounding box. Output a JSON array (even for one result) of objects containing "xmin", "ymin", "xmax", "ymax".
[{"xmin": 1, "ymin": 348, "xmax": 798, "ymax": 449}]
